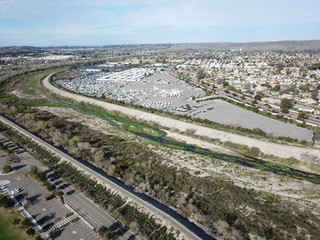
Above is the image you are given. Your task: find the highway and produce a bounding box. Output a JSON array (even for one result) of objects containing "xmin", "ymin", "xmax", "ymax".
[
  {"xmin": 0, "ymin": 134, "xmax": 102, "ymax": 240},
  {"xmin": 0, "ymin": 112, "xmax": 212, "ymax": 239}
]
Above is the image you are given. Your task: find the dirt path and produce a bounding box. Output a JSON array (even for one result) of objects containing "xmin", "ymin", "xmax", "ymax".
[{"xmin": 43, "ymin": 75, "xmax": 320, "ymax": 162}]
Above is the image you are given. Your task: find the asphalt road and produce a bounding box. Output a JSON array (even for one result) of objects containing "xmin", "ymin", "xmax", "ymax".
[
  {"xmin": 0, "ymin": 112, "xmax": 211, "ymax": 239},
  {"xmin": 0, "ymin": 133, "xmax": 138, "ymax": 240},
  {"xmin": 0, "ymin": 139, "xmax": 102, "ymax": 240},
  {"xmin": 46, "ymin": 172, "xmax": 136, "ymax": 240}
]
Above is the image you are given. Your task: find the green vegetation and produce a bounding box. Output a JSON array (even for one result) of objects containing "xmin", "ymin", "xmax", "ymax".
[
  {"xmin": 245, "ymin": 146, "xmax": 261, "ymax": 157},
  {"xmin": 53, "ymin": 163, "xmax": 175, "ymax": 240},
  {"xmin": 0, "ymin": 142, "xmax": 13, "ymax": 154},
  {"xmin": 265, "ymin": 193, "xmax": 282, "ymax": 201},
  {"xmin": 30, "ymin": 165, "xmax": 38, "ymax": 175},
  {"xmin": 314, "ymin": 127, "xmax": 320, "ymax": 141},
  {"xmin": 65, "ymin": 212, "xmax": 74, "ymax": 218},
  {"xmin": 254, "ymin": 94, "xmax": 262, "ymax": 101},
  {"xmin": 3, "ymin": 104, "xmax": 319, "ymax": 183},
  {"xmin": 280, "ymin": 98, "xmax": 293, "ymax": 113},
  {"xmin": 2, "ymin": 112, "xmax": 320, "ymax": 238},
  {"xmin": 297, "ymin": 111, "xmax": 308, "ymax": 120},
  {"xmin": 273, "ymin": 84, "xmax": 281, "ymax": 91},
  {"xmin": 31, "ymin": 171, "xmax": 57, "ymax": 193},
  {"xmin": 196, "ymin": 69, "xmax": 206, "ymax": 80},
  {"xmin": 98, "ymin": 226, "xmax": 117, "ymax": 240},
  {"xmin": 308, "ymin": 63, "xmax": 320, "ymax": 70},
  {"xmin": 1, "ymin": 68, "xmax": 320, "ymax": 239},
  {"xmin": 0, "ymin": 208, "xmax": 34, "ymax": 240},
  {"xmin": 2, "ymin": 164, "xmax": 13, "ymax": 173},
  {"xmin": 21, "ymin": 218, "xmax": 32, "ymax": 229},
  {"xmin": 0, "ymin": 123, "xmax": 176, "ymax": 239},
  {"xmin": 0, "ymin": 195, "xmax": 15, "ymax": 208},
  {"xmin": 26, "ymin": 227, "xmax": 35, "ymax": 236}
]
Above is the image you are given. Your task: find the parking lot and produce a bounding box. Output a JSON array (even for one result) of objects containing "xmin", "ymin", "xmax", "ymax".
[
  {"xmin": 0, "ymin": 152, "xmax": 101, "ymax": 240},
  {"xmin": 55, "ymin": 68, "xmax": 313, "ymax": 140},
  {"xmin": 0, "ymin": 134, "xmax": 136, "ymax": 240},
  {"xmin": 187, "ymin": 99, "xmax": 313, "ymax": 140},
  {"xmin": 56, "ymin": 69, "xmax": 204, "ymax": 110}
]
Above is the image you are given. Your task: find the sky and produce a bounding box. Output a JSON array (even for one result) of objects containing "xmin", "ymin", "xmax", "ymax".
[{"xmin": 0, "ymin": 0, "xmax": 320, "ymax": 46}]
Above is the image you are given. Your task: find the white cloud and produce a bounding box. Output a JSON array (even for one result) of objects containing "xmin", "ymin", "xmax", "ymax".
[{"xmin": 1, "ymin": 0, "xmax": 320, "ymax": 45}]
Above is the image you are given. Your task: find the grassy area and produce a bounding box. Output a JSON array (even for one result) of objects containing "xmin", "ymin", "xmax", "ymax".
[
  {"xmin": 0, "ymin": 207, "xmax": 34, "ymax": 240},
  {"xmin": 19, "ymin": 68, "xmax": 68, "ymax": 97}
]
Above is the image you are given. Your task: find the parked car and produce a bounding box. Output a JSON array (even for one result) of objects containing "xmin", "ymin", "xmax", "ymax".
[{"xmin": 11, "ymin": 188, "xmax": 22, "ymax": 195}]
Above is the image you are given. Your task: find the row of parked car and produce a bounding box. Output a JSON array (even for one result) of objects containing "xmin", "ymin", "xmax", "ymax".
[
  {"xmin": 0, "ymin": 137, "xmax": 25, "ymax": 154},
  {"xmin": 0, "ymin": 184, "xmax": 22, "ymax": 195}
]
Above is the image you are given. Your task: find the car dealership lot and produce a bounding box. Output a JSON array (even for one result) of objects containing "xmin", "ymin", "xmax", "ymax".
[{"xmin": 56, "ymin": 69, "xmax": 313, "ymax": 140}]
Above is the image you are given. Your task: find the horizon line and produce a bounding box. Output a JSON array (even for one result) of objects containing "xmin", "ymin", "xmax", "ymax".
[{"xmin": 1, "ymin": 39, "xmax": 320, "ymax": 48}]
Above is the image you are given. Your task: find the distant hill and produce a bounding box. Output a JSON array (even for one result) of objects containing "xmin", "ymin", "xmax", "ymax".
[
  {"xmin": 0, "ymin": 46, "xmax": 46, "ymax": 57},
  {"xmin": 1, "ymin": 40, "xmax": 319, "ymax": 55},
  {"xmin": 170, "ymin": 40, "xmax": 320, "ymax": 51}
]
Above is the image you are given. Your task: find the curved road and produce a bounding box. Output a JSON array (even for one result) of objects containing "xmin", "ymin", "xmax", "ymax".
[
  {"xmin": 43, "ymin": 74, "xmax": 320, "ymax": 161},
  {"xmin": 0, "ymin": 116, "xmax": 211, "ymax": 239}
]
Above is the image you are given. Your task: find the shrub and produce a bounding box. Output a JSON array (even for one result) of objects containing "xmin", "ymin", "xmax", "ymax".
[
  {"xmin": 30, "ymin": 165, "xmax": 38, "ymax": 175},
  {"xmin": 46, "ymin": 184, "xmax": 56, "ymax": 191},
  {"xmin": 12, "ymin": 218, "xmax": 21, "ymax": 225},
  {"xmin": 98, "ymin": 226, "xmax": 116, "ymax": 240},
  {"xmin": 2, "ymin": 164, "xmax": 12, "ymax": 173},
  {"xmin": 21, "ymin": 218, "xmax": 32, "ymax": 229},
  {"xmin": 26, "ymin": 227, "xmax": 35, "ymax": 236},
  {"xmin": 36, "ymin": 172, "xmax": 47, "ymax": 182},
  {"xmin": 246, "ymin": 147, "xmax": 261, "ymax": 157},
  {"xmin": 0, "ymin": 195, "xmax": 14, "ymax": 208}
]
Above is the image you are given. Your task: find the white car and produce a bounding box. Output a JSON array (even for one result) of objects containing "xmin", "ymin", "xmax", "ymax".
[{"xmin": 10, "ymin": 188, "xmax": 22, "ymax": 195}]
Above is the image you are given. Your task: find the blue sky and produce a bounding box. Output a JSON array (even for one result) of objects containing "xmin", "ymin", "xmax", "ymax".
[{"xmin": 0, "ymin": 0, "xmax": 319, "ymax": 46}]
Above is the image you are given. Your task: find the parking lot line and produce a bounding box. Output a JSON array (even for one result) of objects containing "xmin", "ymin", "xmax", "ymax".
[
  {"xmin": 73, "ymin": 222, "xmax": 87, "ymax": 231},
  {"xmin": 79, "ymin": 230, "xmax": 92, "ymax": 239}
]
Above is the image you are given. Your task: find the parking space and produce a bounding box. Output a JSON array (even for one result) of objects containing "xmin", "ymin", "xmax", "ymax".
[
  {"xmin": 55, "ymin": 68, "xmax": 314, "ymax": 140},
  {"xmin": 0, "ymin": 133, "xmax": 138, "ymax": 240},
  {"xmin": 57, "ymin": 69, "xmax": 204, "ymax": 111},
  {"xmin": 0, "ymin": 169, "xmax": 99, "ymax": 240},
  {"xmin": 0, "ymin": 134, "xmax": 103, "ymax": 240},
  {"xmin": 68, "ymin": 221, "xmax": 101, "ymax": 240}
]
